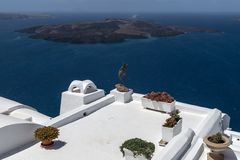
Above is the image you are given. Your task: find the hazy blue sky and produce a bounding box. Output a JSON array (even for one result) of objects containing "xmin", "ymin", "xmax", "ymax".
[{"xmin": 0, "ymin": 0, "xmax": 240, "ymax": 13}]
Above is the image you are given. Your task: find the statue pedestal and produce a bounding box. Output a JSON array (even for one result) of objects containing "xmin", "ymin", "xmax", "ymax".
[{"xmin": 110, "ymin": 89, "xmax": 133, "ymax": 103}]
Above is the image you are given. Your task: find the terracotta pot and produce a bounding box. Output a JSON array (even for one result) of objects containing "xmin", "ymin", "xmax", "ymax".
[
  {"xmin": 41, "ymin": 139, "xmax": 54, "ymax": 147},
  {"xmin": 203, "ymin": 135, "xmax": 231, "ymax": 152}
]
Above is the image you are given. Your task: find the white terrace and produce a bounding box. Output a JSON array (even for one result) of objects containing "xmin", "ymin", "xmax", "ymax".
[{"xmin": 0, "ymin": 80, "xmax": 239, "ymax": 160}]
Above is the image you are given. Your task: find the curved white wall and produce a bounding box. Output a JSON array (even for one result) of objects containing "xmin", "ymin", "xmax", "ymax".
[
  {"xmin": 81, "ymin": 80, "xmax": 97, "ymax": 94},
  {"xmin": 50, "ymin": 94, "xmax": 114, "ymax": 128},
  {"xmin": 68, "ymin": 80, "xmax": 82, "ymax": 92},
  {"xmin": 68, "ymin": 80, "xmax": 97, "ymax": 94},
  {"xmin": 0, "ymin": 97, "xmax": 36, "ymax": 114},
  {"xmin": 195, "ymin": 109, "xmax": 222, "ymax": 138},
  {"xmin": 222, "ymin": 113, "xmax": 230, "ymax": 131},
  {"xmin": 9, "ymin": 108, "xmax": 51, "ymax": 125},
  {"xmin": 182, "ymin": 109, "xmax": 223, "ymax": 160},
  {"xmin": 0, "ymin": 123, "xmax": 41, "ymax": 157}
]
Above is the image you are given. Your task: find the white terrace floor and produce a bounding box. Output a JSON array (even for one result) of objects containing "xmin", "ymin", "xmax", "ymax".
[{"xmin": 5, "ymin": 100, "xmax": 207, "ymax": 160}]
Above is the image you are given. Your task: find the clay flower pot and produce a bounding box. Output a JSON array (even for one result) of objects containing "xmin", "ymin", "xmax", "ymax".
[
  {"xmin": 41, "ymin": 139, "xmax": 54, "ymax": 147},
  {"xmin": 203, "ymin": 135, "xmax": 231, "ymax": 152},
  {"xmin": 34, "ymin": 126, "xmax": 59, "ymax": 148}
]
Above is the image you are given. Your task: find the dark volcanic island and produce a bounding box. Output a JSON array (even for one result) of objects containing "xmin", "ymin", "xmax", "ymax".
[
  {"xmin": 0, "ymin": 13, "xmax": 29, "ymax": 20},
  {"xmin": 17, "ymin": 19, "xmax": 216, "ymax": 44}
]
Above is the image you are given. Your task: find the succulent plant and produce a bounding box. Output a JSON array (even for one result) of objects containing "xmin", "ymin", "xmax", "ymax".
[
  {"xmin": 208, "ymin": 133, "xmax": 225, "ymax": 144},
  {"xmin": 163, "ymin": 110, "xmax": 181, "ymax": 128},
  {"xmin": 120, "ymin": 138, "xmax": 155, "ymax": 160},
  {"xmin": 170, "ymin": 110, "xmax": 181, "ymax": 121},
  {"xmin": 34, "ymin": 126, "xmax": 59, "ymax": 142},
  {"xmin": 144, "ymin": 91, "xmax": 174, "ymax": 103}
]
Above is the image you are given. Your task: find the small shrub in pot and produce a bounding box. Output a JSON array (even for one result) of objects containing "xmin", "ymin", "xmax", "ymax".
[
  {"xmin": 143, "ymin": 92, "xmax": 174, "ymax": 103},
  {"xmin": 120, "ymin": 138, "xmax": 155, "ymax": 160},
  {"xmin": 203, "ymin": 132, "xmax": 231, "ymax": 153},
  {"xmin": 34, "ymin": 126, "xmax": 59, "ymax": 147},
  {"xmin": 163, "ymin": 110, "xmax": 181, "ymax": 128}
]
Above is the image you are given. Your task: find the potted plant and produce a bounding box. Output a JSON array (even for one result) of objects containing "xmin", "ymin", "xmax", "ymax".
[
  {"xmin": 110, "ymin": 64, "xmax": 133, "ymax": 103},
  {"xmin": 204, "ymin": 133, "xmax": 231, "ymax": 152},
  {"xmin": 142, "ymin": 91, "xmax": 175, "ymax": 113},
  {"xmin": 162, "ymin": 110, "xmax": 182, "ymax": 142},
  {"xmin": 120, "ymin": 138, "xmax": 155, "ymax": 160},
  {"xmin": 34, "ymin": 126, "xmax": 60, "ymax": 147}
]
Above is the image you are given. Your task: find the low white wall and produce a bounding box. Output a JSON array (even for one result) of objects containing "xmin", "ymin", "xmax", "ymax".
[
  {"xmin": 225, "ymin": 130, "xmax": 240, "ymax": 138},
  {"xmin": 0, "ymin": 97, "xmax": 36, "ymax": 114},
  {"xmin": 47, "ymin": 94, "xmax": 115, "ymax": 128},
  {"xmin": 154, "ymin": 128, "xmax": 195, "ymax": 160},
  {"xmin": 9, "ymin": 108, "xmax": 51, "ymax": 125},
  {"xmin": 222, "ymin": 113, "xmax": 230, "ymax": 131},
  {"xmin": 195, "ymin": 108, "xmax": 222, "ymax": 138},
  {"xmin": 224, "ymin": 130, "xmax": 240, "ymax": 151},
  {"xmin": 180, "ymin": 109, "xmax": 223, "ymax": 159},
  {"xmin": 132, "ymin": 93, "xmax": 212, "ymax": 115},
  {"xmin": 0, "ymin": 123, "xmax": 41, "ymax": 157},
  {"xmin": 175, "ymin": 101, "xmax": 211, "ymax": 115},
  {"xmin": 132, "ymin": 93, "xmax": 143, "ymax": 102}
]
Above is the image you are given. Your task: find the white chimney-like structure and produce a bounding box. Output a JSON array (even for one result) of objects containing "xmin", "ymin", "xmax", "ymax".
[{"xmin": 60, "ymin": 80, "xmax": 105, "ymax": 114}]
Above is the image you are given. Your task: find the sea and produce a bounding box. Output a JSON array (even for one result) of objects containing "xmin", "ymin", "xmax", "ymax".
[{"xmin": 0, "ymin": 13, "xmax": 239, "ymax": 131}]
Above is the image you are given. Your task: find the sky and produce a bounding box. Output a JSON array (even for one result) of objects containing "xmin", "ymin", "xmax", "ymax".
[{"xmin": 0, "ymin": 0, "xmax": 240, "ymax": 13}]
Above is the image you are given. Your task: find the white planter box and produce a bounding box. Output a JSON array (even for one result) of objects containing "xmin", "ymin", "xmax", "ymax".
[
  {"xmin": 162, "ymin": 119, "xmax": 182, "ymax": 142},
  {"xmin": 123, "ymin": 148, "xmax": 147, "ymax": 160},
  {"xmin": 110, "ymin": 89, "xmax": 133, "ymax": 103},
  {"xmin": 141, "ymin": 97, "xmax": 176, "ymax": 113}
]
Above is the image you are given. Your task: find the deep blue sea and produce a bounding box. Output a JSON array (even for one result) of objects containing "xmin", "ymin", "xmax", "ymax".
[{"xmin": 0, "ymin": 13, "xmax": 240, "ymax": 130}]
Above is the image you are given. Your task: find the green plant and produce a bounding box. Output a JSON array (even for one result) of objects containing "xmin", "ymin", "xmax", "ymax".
[
  {"xmin": 170, "ymin": 110, "xmax": 181, "ymax": 121},
  {"xmin": 34, "ymin": 126, "xmax": 59, "ymax": 141},
  {"xmin": 208, "ymin": 133, "xmax": 225, "ymax": 144},
  {"xmin": 163, "ymin": 110, "xmax": 181, "ymax": 128},
  {"xmin": 120, "ymin": 138, "xmax": 155, "ymax": 160}
]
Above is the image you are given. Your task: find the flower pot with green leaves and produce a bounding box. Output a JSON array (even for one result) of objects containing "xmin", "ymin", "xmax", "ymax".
[
  {"xmin": 111, "ymin": 64, "xmax": 133, "ymax": 103},
  {"xmin": 204, "ymin": 133, "xmax": 231, "ymax": 153},
  {"xmin": 120, "ymin": 138, "xmax": 155, "ymax": 160},
  {"xmin": 142, "ymin": 91, "xmax": 175, "ymax": 113},
  {"xmin": 162, "ymin": 110, "xmax": 182, "ymax": 142},
  {"xmin": 34, "ymin": 126, "xmax": 60, "ymax": 147}
]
